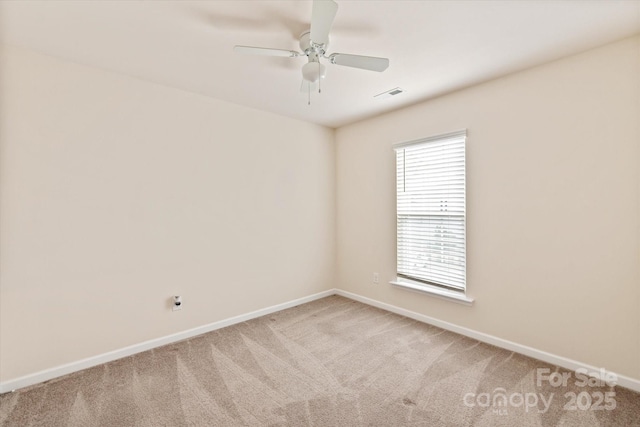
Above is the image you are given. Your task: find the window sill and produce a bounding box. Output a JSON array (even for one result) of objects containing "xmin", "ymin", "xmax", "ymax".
[{"xmin": 390, "ymin": 278, "xmax": 474, "ymax": 306}]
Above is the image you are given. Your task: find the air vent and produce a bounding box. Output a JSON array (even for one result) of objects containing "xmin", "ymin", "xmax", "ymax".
[{"xmin": 374, "ymin": 87, "xmax": 405, "ymax": 100}]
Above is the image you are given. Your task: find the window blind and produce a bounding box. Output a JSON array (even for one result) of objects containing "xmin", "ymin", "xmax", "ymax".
[{"xmin": 395, "ymin": 130, "xmax": 466, "ymax": 291}]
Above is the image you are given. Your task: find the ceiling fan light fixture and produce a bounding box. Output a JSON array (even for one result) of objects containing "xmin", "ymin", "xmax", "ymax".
[{"xmin": 302, "ymin": 61, "xmax": 327, "ymax": 83}]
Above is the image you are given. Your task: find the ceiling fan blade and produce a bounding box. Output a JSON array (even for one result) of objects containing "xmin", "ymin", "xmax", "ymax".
[
  {"xmin": 310, "ymin": 0, "xmax": 338, "ymax": 45},
  {"xmin": 233, "ymin": 45, "xmax": 300, "ymax": 57},
  {"xmin": 329, "ymin": 53, "xmax": 389, "ymax": 72}
]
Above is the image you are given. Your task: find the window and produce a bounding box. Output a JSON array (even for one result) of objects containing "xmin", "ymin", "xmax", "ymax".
[{"xmin": 394, "ymin": 130, "xmax": 467, "ymax": 295}]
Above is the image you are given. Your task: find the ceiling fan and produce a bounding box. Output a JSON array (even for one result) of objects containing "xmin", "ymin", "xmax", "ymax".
[{"xmin": 233, "ymin": 0, "xmax": 389, "ymax": 101}]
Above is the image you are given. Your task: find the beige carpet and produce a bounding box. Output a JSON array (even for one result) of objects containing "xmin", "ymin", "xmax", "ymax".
[{"xmin": 1, "ymin": 295, "xmax": 639, "ymax": 426}]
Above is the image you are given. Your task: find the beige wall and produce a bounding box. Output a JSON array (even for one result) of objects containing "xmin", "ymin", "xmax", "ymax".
[
  {"xmin": 0, "ymin": 46, "xmax": 335, "ymax": 382},
  {"xmin": 336, "ymin": 36, "xmax": 640, "ymax": 380},
  {"xmin": 2, "ymin": 35, "xmax": 639, "ymax": 386}
]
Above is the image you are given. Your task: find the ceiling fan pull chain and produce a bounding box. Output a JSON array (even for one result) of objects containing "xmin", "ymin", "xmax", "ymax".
[
  {"xmin": 318, "ymin": 61, "xmax": 322, "ymax": 94},
  {"xmin": 308, "ymin": 82, "xmax": 311, "ymax": 105}
]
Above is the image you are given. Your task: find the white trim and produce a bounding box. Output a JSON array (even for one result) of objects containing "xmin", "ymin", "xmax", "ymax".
[
  {"xmin": 390, "ymin": 278, "xmax": 474, "ymax": 306},
  {"xmin": 392, "ymin": 129, "xmax": 467, "ymax": 149},
  {"xmin": 2, "ymin": 288, "xmax": 639, "ymax": 394},
  {"xmin": 334, "ymin": 289, "xmax": 640, "ymax": 393},
  {"xmin": 0, "ymin": 289, "xmax": 335, "ymax": 394}
]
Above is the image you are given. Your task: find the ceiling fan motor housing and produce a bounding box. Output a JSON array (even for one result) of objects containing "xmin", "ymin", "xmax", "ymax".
[{"xmin": 299, "ymin": 30, "xmax": 328, "ymax": 55}]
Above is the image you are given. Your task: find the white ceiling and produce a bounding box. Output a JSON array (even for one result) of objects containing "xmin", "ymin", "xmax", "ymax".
[{"xmin": 1, "ymin": 0, "xmax": 639, "ymax": 128}]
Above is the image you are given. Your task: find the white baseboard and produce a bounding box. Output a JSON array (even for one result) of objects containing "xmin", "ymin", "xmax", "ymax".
[
  {"xmin": 0, "ymin": 289, "xmax": 335, "ymax": 394},
  {"xmin": 2, "ymin": 288, "xmax": 639, "ymax": 394},
  {"xmin": 334, "ymin": 289, "xmax": 640, "ymax": 393}
]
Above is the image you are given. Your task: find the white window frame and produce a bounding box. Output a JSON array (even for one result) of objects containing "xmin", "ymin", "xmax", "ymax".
[{"xmin": 390, "ymin": 130, "xmax": 473, "ymax": 305}]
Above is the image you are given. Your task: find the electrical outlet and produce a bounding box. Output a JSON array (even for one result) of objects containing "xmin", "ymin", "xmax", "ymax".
[
  {"xmin": 173, "ymin": 295, "xmax": 182, "ymax": 311},
  {"xmin": 373, "ymin": 273, "xmax": 379, "ymax": 284}
]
